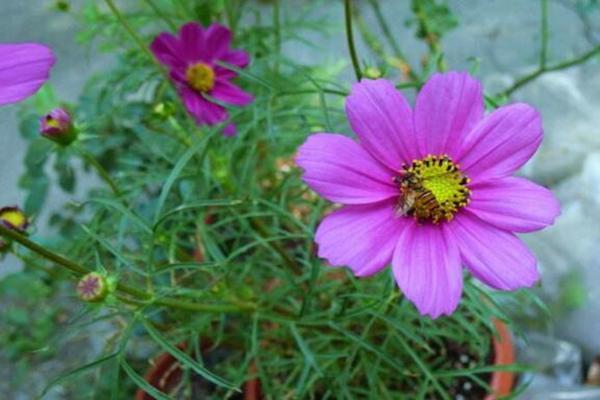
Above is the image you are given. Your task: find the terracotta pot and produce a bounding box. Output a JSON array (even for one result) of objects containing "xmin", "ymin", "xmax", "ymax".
[
  {"xmin": 135, "ymin": 343, "xmax": 261, "ymax": 400},
  {"xmin": 485, "ymin": 319, "xmax": 516, "ymax": 400}
]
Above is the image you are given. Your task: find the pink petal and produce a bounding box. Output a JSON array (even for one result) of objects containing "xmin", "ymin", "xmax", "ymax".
[
  {"xmin": 345, "ymin": 79, "xmax": 417, "ymax": 170},
  {"xmin": 392, "ymin": 221, "xmax": 463, "ymax": 319},
  {"xmin": 414, "ymin": 72, "xmax": 484, "ymax": 159},
  {"xmin": 447, "ymin": 212, "xmax": 539, "ymax": 290},
  {"xmin": 315, "ymin": 199, "xmax": 407, "ymax": 277},
  {"xmin": 458, "ymin": 103, "xmax": 542, "ymax": 182},
  {"xmin": 0, "ymin": 43, "xmax": 55, "ymax": 106},
  {"xmin": 219, "ymin": 49, "xmax": 250, "ymax": 68},
  {"xmin": 211, "ymin": 79, "xmax": 253, "ymax": 106},
  {"xmin": 179, "ymin": 22, "xmax": 206, "ymax": 62},
  {"xmin": 204, "ymin": 23, "xmax": 232, "ymax": 60},
  {"xmin": 180, "ymin": 87, "xmax": 228, "ymax": 126},
  {"xmin": 150, "ymin": 32, "xmax": 184, "ymax": 69},
  {"xmin": 468, "ymin": 177, "xmax": 560, "ymax": 233},
  {"xmin": 214, "ymin": 66, "xmax": 237, "ymax": 79},
  {"xmin": 169, "ymin": 68, "xmax": 186, "ymax": 84},
  {"xmin": 296, "ymin": 133, "xmax": 398, "ymax": 205}
]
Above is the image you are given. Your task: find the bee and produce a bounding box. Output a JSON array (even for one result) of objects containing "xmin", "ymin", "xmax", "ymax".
[{"xmin": 394, "ymin": 172, "xmax": 448, "ymax": 223}]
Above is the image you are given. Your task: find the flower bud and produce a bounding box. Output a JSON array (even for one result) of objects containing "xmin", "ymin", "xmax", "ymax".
[
  {"xmin": 0, "ymin": 206, "xmax": 29, "ymax": 232},
  {"xmin": 77, "ymin": 272, "xmax": 108, "ymax": 302},
  {"xmin": 40, "ymin": 108, "xmax": 77, "ymax": 145},
  {"xmin": 363, "ymin": 66, "xmax": 383, "ymax": 79}
]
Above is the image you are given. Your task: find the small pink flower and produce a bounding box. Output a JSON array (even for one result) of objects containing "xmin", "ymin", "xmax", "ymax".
[
  {"xmin": 0, "ymin": 43, "xmax": 55, "ymax": 106},
  {"xmin": 150, "ymin": 22, "xmax": 253, "ymax": 135},
  {"xmin": 296, "ymin": 72, "xmax": 561, "ymax": 319}
]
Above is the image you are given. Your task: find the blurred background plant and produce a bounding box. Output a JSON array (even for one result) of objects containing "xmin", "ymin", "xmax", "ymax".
[{"xmin": 1, "ymin": 0, "xmax": 599, "ymax": 398}]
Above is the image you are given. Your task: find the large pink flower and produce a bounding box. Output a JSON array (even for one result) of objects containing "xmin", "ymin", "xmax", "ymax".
[
  {"xmin": 150, "ymin": 22, "xmax": 253, "ymax": 136},
  {"xmin": 296, "ymin": 72, "xmax": 560, "ymax": 318},
  {"xmin": 0, "ymin": 43, "xmax": 55, "ymax": 106}
]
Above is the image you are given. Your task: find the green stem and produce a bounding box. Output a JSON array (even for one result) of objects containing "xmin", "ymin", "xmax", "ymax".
[
  {"xmin": 0, "ymin": 223, "xmax": 89, "ymax": 276},
  {"xmin": 103, "ymin": 0, "xmax": 175, "ymax": 90},
  {"xmin": 104, "ymin": 0, "xmax": 155, "ymax": 62},
  {"xmin": 249, "ymin": 217, "xmax": 302, "ymax": 275},
  {"xmin": 412, "ymin": 0, "xmax": 447, "ymax": 72},
  {"xmin": 154, "ymin": 297, "xmax": 255, "ymax": 313},
  {"xmin": 76, "ymin": 147, "xmax": 121, "ymax": 196},
  {"xmin": 500, "ymin": 43, "xmax": 600, "ymax": 97},
  {"xmin": 143, "ymin": 0, "xmax": 178, "ymax": 31},
  {"xmin": 344, "ymin": 0, "xmax": 362, "ymax": 81},
  {"xmin": 0, "ymin": 224, "xmax": 255, "ymax": 314},
  {"xmin": 540, "ymin": 0, "xmax": 549, "ymax": 69},
  {"xmin": 367, "ymin": 0, "xmax": 419, "ymax": 82},
  {"xmin": 274, "ymin": 88, "xmax": 348, "ymax": 97},
  {"xmin": 273, "ymin": 0, "xmax": 281, "ymax": 74}
]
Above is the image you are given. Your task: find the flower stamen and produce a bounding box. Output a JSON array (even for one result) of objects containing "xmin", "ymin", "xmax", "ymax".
[
  {"xmin": 394, "ymin": 155, "xmax": 470, "ymax": 223},
  {"xmin": 186, "ymin": 62, "xmax": 215, "ymax": 93}
]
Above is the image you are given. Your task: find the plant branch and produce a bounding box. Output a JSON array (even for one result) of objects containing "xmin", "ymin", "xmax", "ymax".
[
  {"xmin": 344, "ymin": 0, "xmax": 362, "ymax": 81},
  {"xmin": 0, "ymin": 224, "xmax": 255, "ymax": 314},
  {"xmin": 367, "ymin": 0, "xmax": 419, "ymax": 82},
  {"xmin": 143, "ymin": 0, "xmax": 178, "ymax": 31},
  {"xmin": 249, "ymin": 217, "xmax": 302, "ymax": 275},
  {"xmin": 103, "ymin": 0, "xmax": 179, "ymax": 97},
  {"xmin": 273, "ymin": 0, "xmax": 281, "ymax": 74},
  {"xmin": 76, "ymin": 147, "xmax": 122, "ymax": 197},
  {"xmin": 104, "ymin": 0, "xmax": 157, "ymax": 65},
  {"xmin": 540, "ymin": 0, "xmax": 549, "ymax": 69},
  {"xmin": 412, "ymin": 0, "xmax": 447, "ymax": 72},
  {"xmin": 500, "ymin": 43, "xmax": 600, "ymax": 97}
]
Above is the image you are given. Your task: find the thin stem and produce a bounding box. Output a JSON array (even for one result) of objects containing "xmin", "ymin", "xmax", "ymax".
[
  {"xmin": 154, "ymin": 297, "xmax": 255, "ymax": 313},
  {"xmin": 143, "ymin": 0, "xmax": 178, "ymax": 31},
  {"xmin": 500, "ymin": 43, "xmax": 600, "ymax": 97},
  {"xmin": 76, "ymin": 147, "xmax": 121, "ymax": 196},
  {"xmin": 274, "ymin": 88, "xmax": 348, "ymax": 97},
  {"xmin": 103, "ymin": 0, "xmax": 175, "ymax": 90},
  {"xmin": 412, "ymin": 0, "xmax": 447, "ymax": 72},
  {"xmin": 0, "ymin": 224, "xmax": 255, "ymax": 314},
  {"xmin": 104, "ymin": 0, "xmax": 155, "ymax": 63},
  {"xmin": 0, "ymin": 223, "xmax": 89, "ymax": 276},
  {"xmin": 273, "ymin": 0, "xmax": 281, "ymax": 74},
  {"xmin": 540, "ymin": 0, "xmax": 549, "ymax": 68},
  {"xmin": 103, "ymin": 0, "xmax": 194, "ymax": 137},
  {"xmin": 344, "ymin": 0, "xmax": 362, "ymax": 81},
  {"xmin": 367, "ymin": 0, "xmax": 419, "ymax": 82},
  {"xmin": 249, "ymin": 217, "xmax": 302, "ymax": 275}
]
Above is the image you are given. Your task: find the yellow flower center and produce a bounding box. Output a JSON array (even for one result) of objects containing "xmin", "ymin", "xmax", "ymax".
[
  {"xmin": 394, "ymin": 155, "xmax": 470, "ymax": 223},
  {"xmin": 0, "ymin": 209, "xmax": 27, "ymax": 230},
  {"xmin": 185, "ymin": 62, "xmax": 215, "ymax": 93},
  {"xmin": 45, "ymin": 117, "xmax": 60, "ymax": 128}
]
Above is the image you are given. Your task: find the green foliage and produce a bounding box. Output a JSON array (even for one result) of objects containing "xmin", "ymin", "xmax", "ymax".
[
  {"xmin": 408, "ymin": 0, "xmax": 458, "ymax": 41},
  {"xmin": 0, "ymin": 271, "xmax": 59, "ymax": 359},
  {"xmin": 7, "ymin": 0, "xmax": 596, "ymax": 398}
]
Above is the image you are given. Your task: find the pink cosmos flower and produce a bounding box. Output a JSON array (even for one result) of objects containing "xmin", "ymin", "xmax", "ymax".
[
  {"xmin": 150, "ymin": 22, "xmax": 253, "ymax": 136},
  {"xmin": 0, "ymin": 43, "xmax": 55, "ymax": 106},
  {"xmin": 296, "ymin": 72, "xmax": 560, "ymax": 319}
]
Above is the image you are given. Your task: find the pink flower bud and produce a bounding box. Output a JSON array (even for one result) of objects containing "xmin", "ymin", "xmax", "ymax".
[
  {"xmin": 40, "ymin": 108, "xmax": 77, "ymax": 145},
  {"xmin": 0, "ymin": 206, "xmax": 29, "ymax": 232}
]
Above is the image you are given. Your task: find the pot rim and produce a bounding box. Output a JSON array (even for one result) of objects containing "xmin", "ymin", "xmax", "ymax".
[{"xmin": 485, "ymin": 318, "xmax": 516, "ymax": 400}]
